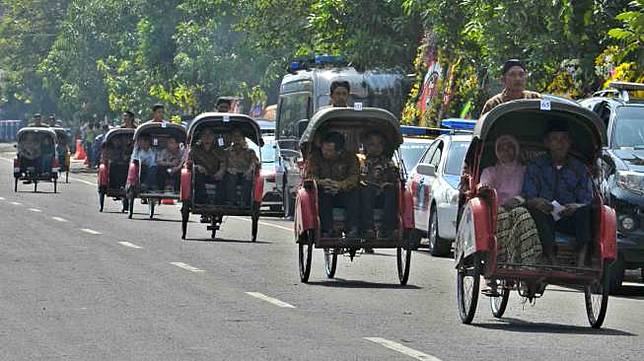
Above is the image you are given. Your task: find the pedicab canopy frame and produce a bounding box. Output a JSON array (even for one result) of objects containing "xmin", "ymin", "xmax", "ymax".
[
  {"xmin": 299, "ymin": 107, "xmax": 403, "ymax": 158},
  {"xmin": 187, "ymin": 112, "xmax": 264, "ymax": 147},
  {"xmin": 103, "ymin": 127, "xmax": 135, "ymax": 145},
  {"xmin": 469, "ymin": 99, "xmax": 606, "ymax": 179},
  {"xmin": 133, "ymin": 121, "xmax": 187, "ymax": 145}
]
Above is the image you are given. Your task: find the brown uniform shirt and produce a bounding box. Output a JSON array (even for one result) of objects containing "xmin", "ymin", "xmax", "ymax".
[
  {"xmin": 190, "ymin": 143, "xmax": 225, "ymax": 175},
  {"xmin": 305, "ymin": 150, "xmax": 360, "ymax": 190},
  {"xmin": 225, "ymin": 144, "xmax": 259, "ymax": 174},
  {"xmin": 481, "ymin": 90, "xmax": 541, "ymax": 115},
  {"xmin": 362, "ymin": 155, "xmax": 399, "ymax": 186}
]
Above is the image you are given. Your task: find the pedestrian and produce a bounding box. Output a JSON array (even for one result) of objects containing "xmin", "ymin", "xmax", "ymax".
[{"xmin": 481, "ymin": 59, "xmax": 541, "ymax": 114}]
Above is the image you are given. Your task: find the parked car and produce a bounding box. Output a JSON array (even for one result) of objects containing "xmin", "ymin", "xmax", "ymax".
[
  {"xmin": 256, "ymin": 119, "xmax": 276, "ymax": 135},
  {"xmin": 579, "ymin": 81, "xmax": 644, "ymax": 291},
  {"xmin": 250, "ymin": 135, "xmax": 283, "ymax": 213},
  {"xmin": 407, "ymin": 134, "xmax": 471, "ymax": 256},
  {"xmin": 399, "ymin": 137, "xmax": 435, "ymax": 172}
]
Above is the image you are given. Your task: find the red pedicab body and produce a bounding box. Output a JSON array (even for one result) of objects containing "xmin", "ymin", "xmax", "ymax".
[
  {"xmin": 180, "ymin": 113, "xmax": 265, "ymax": 241},
  {"xmin": 294, "ymin": 107, "xmax": 416, "ymax": 285},
  {"xmin": 454, "ymin": 99, "xmax": 616, "ymax": 328},
  {"xmin": 96, "ymin": 128, "xmax": 135, "ymax": 212},
  {"xmin": 14, "ymin": 127, "xmax": 60, "ymax": 193},
  {"xmin": 125, "ymin": 122, "xmax": 187, "ymax": 219}
]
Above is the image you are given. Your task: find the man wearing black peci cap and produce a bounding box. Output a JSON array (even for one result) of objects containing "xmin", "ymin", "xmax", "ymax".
[
  {"xmin": 522, "ymin": 122, "xmax": 593, "ymax": 266},
  {"xmin": 481, "ymin": 59, "xmax": 541, "ymax": 114},
  {"xmin": 28, "ymin": 113, "xmax": 48, "ymax": 127}
]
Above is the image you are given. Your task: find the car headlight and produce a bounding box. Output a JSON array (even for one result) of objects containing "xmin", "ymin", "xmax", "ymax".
[{"xmin": 617, "ymin": 171, "xmax": 644, "ymax": 195}]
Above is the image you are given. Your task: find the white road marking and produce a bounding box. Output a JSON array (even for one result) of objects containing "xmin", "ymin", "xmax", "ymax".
[
  {"xmin": 230, "ymin": 216, "xmax": 292, "ymax": 232},
  {"xmin": 364, "ymin": 337, "xmax": 443, "ymax": 361},
  {"xmin": 80, "ymin": 228, "xmax": 102, "ymax": 235},
  {"xmin": 245, "ymin": 292, "xmax": 296, "ymax": 308},
  {"xmin": 170, "ymin": 262, "xmax": 205, "ymax": 273},
  {"xmin": 28, "ymin": 208, "xmax": 42, "ymax": 212},
  {"xmin": 118, "ymin": 241, "xmax": 143, "ymax": 249},
  {"xmin": 0, "ymin": 196, "xmax": 5, "ymax": 200},
  {"xmin": 68, "ymin": 177, "xmax": 95, "ymax": 186},
  {"xmin": 9, "ymin": 201, "xmax": 22, "ymax": 206},
  {"xmin": 51, "ymin": 216, "xmax": 68, "ymax": 222}
]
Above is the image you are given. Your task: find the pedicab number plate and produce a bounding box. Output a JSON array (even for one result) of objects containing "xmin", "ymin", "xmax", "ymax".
[
  {"xmin": 540, "ymin": 99, "xmax": 551, "ymax": 111},
  {"xmin": 223, "ymin": 115, "xmax": 230, "ymax": 122},
  {"xmin": 161, "ymin": 122, "xmax": 167, "ymax": 128},
  {"xmin": 153, "ymin": 138, "xmax": 158, "ymax": 146},
  {"xmin": 218, "ymin": 137, "xmax": 225, "ymax": 147},
  {"xmin": 354, "ymin": 102, "xmax": 363, "ymax": 111}
]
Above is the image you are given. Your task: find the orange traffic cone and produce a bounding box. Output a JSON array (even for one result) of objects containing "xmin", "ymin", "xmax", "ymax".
[{"xmin": 74, "ymin": 139, "xmax": 87, "ymax": 160}]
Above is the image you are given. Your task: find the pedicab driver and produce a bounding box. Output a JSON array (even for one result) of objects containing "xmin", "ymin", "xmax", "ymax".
[
  {"xmin": 304, "ymin": 131, "xmax": 360, "ymax": 238},
  {"xmin": 330, "ymin": 80, "xmax": 350, "ymax": 107},
  {"xmin": 121, "ymin": 111, "xmax": 136, "ymax": 129},
  {"xmin": 481, "ymin": 59, "xmax": 541, "ymax": 115},
  {"xmin": 216, "ymin": 98, "xmax": 231, "ymax": 113},
  {"xmin": 523, "ymin": 122, "xmax": 593, "ymax": 266},
  {"xmin": 360, "ymin": 131, "xmax": 399, "ymax": 239},
  {"xmin": 148, "ymin": 103, "xmax": 166, "ymax": 123}
]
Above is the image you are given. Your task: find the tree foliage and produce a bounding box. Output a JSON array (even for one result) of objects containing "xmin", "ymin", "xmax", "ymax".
[{"xmin": 0, "ymin": 0, "xmax": 640, "ymax": 124}]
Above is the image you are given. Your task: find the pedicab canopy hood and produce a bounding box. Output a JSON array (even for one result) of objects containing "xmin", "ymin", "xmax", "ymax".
[
  {"xmin": 102, "ymin": 127, "xmax": 135, "ymax": 145},
  {"xmin": 299, "ymin": 107, "xmax": 403, "ymax": 157},
  {"xmin": 472, "ymin": 99, "xmax": 606, "ymax": 172},
  {"xmin": 133, "ymin": 121, "xmax": 187, "ymax": 144},
  {"xmin": 17, "ymin": 127, "xmax": 58, "ymax": 142},
  {"xmin": 187, "ymin": 113, "xmax": 264, "ymax": 147},
  {"xmin": 51, "ymin": 127, "xmax": 70, "ymax": 143}
]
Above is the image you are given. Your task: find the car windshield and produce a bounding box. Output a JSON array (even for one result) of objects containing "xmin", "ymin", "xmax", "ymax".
[
  {"xmin": 444, "ymin": 141, "xmax": 470, "ymax": 175},
  {"xmin": 399, "ymin": 141, "xmax": 431, "ymax": 169},
  {"xmin": 249, "ymin": 140, "xmax": 275, "ymax": 163},
  {"xmin": 612, "ymin": 107, "xmax": 644, "ymax": 148}
]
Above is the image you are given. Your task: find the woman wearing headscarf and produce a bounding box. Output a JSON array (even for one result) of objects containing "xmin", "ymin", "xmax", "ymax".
[{"xmin": 480, "ymin": 135, "xmax": 542, "ymax": 265}]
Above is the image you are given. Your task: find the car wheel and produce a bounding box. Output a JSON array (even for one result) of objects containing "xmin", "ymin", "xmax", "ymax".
[
  {"xmin": 608, "ymin": 257, "xmax": 625, "ymax": 294},
  {"xmin": 428, "ymin": 207, "xmax": 450, "ymax": 257}
]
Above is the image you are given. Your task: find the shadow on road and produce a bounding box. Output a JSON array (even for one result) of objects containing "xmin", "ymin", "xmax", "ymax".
[
  {"xmin": 306, "ymin": 278, "xmax": 421, "ymax": 290},
  {"xmin": 474, "ymin": 318, "xmax": 636, "ymax": 336},
  {"xmin": 183, "ymin": 237, "xmax": 271, "ymax": 244}
]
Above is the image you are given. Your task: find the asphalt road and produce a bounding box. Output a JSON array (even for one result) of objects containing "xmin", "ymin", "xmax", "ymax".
[{"xmin": 1, "ymin": 150, "xmax": 644, "ymax": 361}]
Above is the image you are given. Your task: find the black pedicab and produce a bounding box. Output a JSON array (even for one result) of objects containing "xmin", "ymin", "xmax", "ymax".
[
  {"xmin": 51, "ymin": 127, "xmax": 71, "ymax": 183},
  {"xmin": 13, "ymin": 127, "xmax": 60, "ymax": 193},
  {"xmin": 180, "ymin": 113, "xmax": 264, "ymax": 241},
  {"xmin": 454, "ymin": 99, "xmax": 616, "ymax": 328},
  {"xmin": 126, "ymin": 122, "xmax": 187, "ymax": 219},
  {"xmin": 294, "ymin": 107, "xmax": 416, "ymax": 285},
  {"xmin": 97, "ymin": 127, "xmax": 135, "ymax": 212}
]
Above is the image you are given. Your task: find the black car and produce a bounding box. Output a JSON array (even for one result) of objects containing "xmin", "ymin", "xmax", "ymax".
[{"xmin": 580, "ymin": 81, "xmax": 644, "ymax": 291}]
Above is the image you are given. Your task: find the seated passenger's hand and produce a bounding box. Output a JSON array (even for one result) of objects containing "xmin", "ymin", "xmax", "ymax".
[
  {"xmin": 560, "ymin": 203, "xmax": 580, "ymax": 217},
  {"xmin": 528, "ymin": 197, "xmax": 553, "ymax": 214},
  {"xmin": 502, "ymin": 197, "xmax": 523, "ymax": 209}
]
